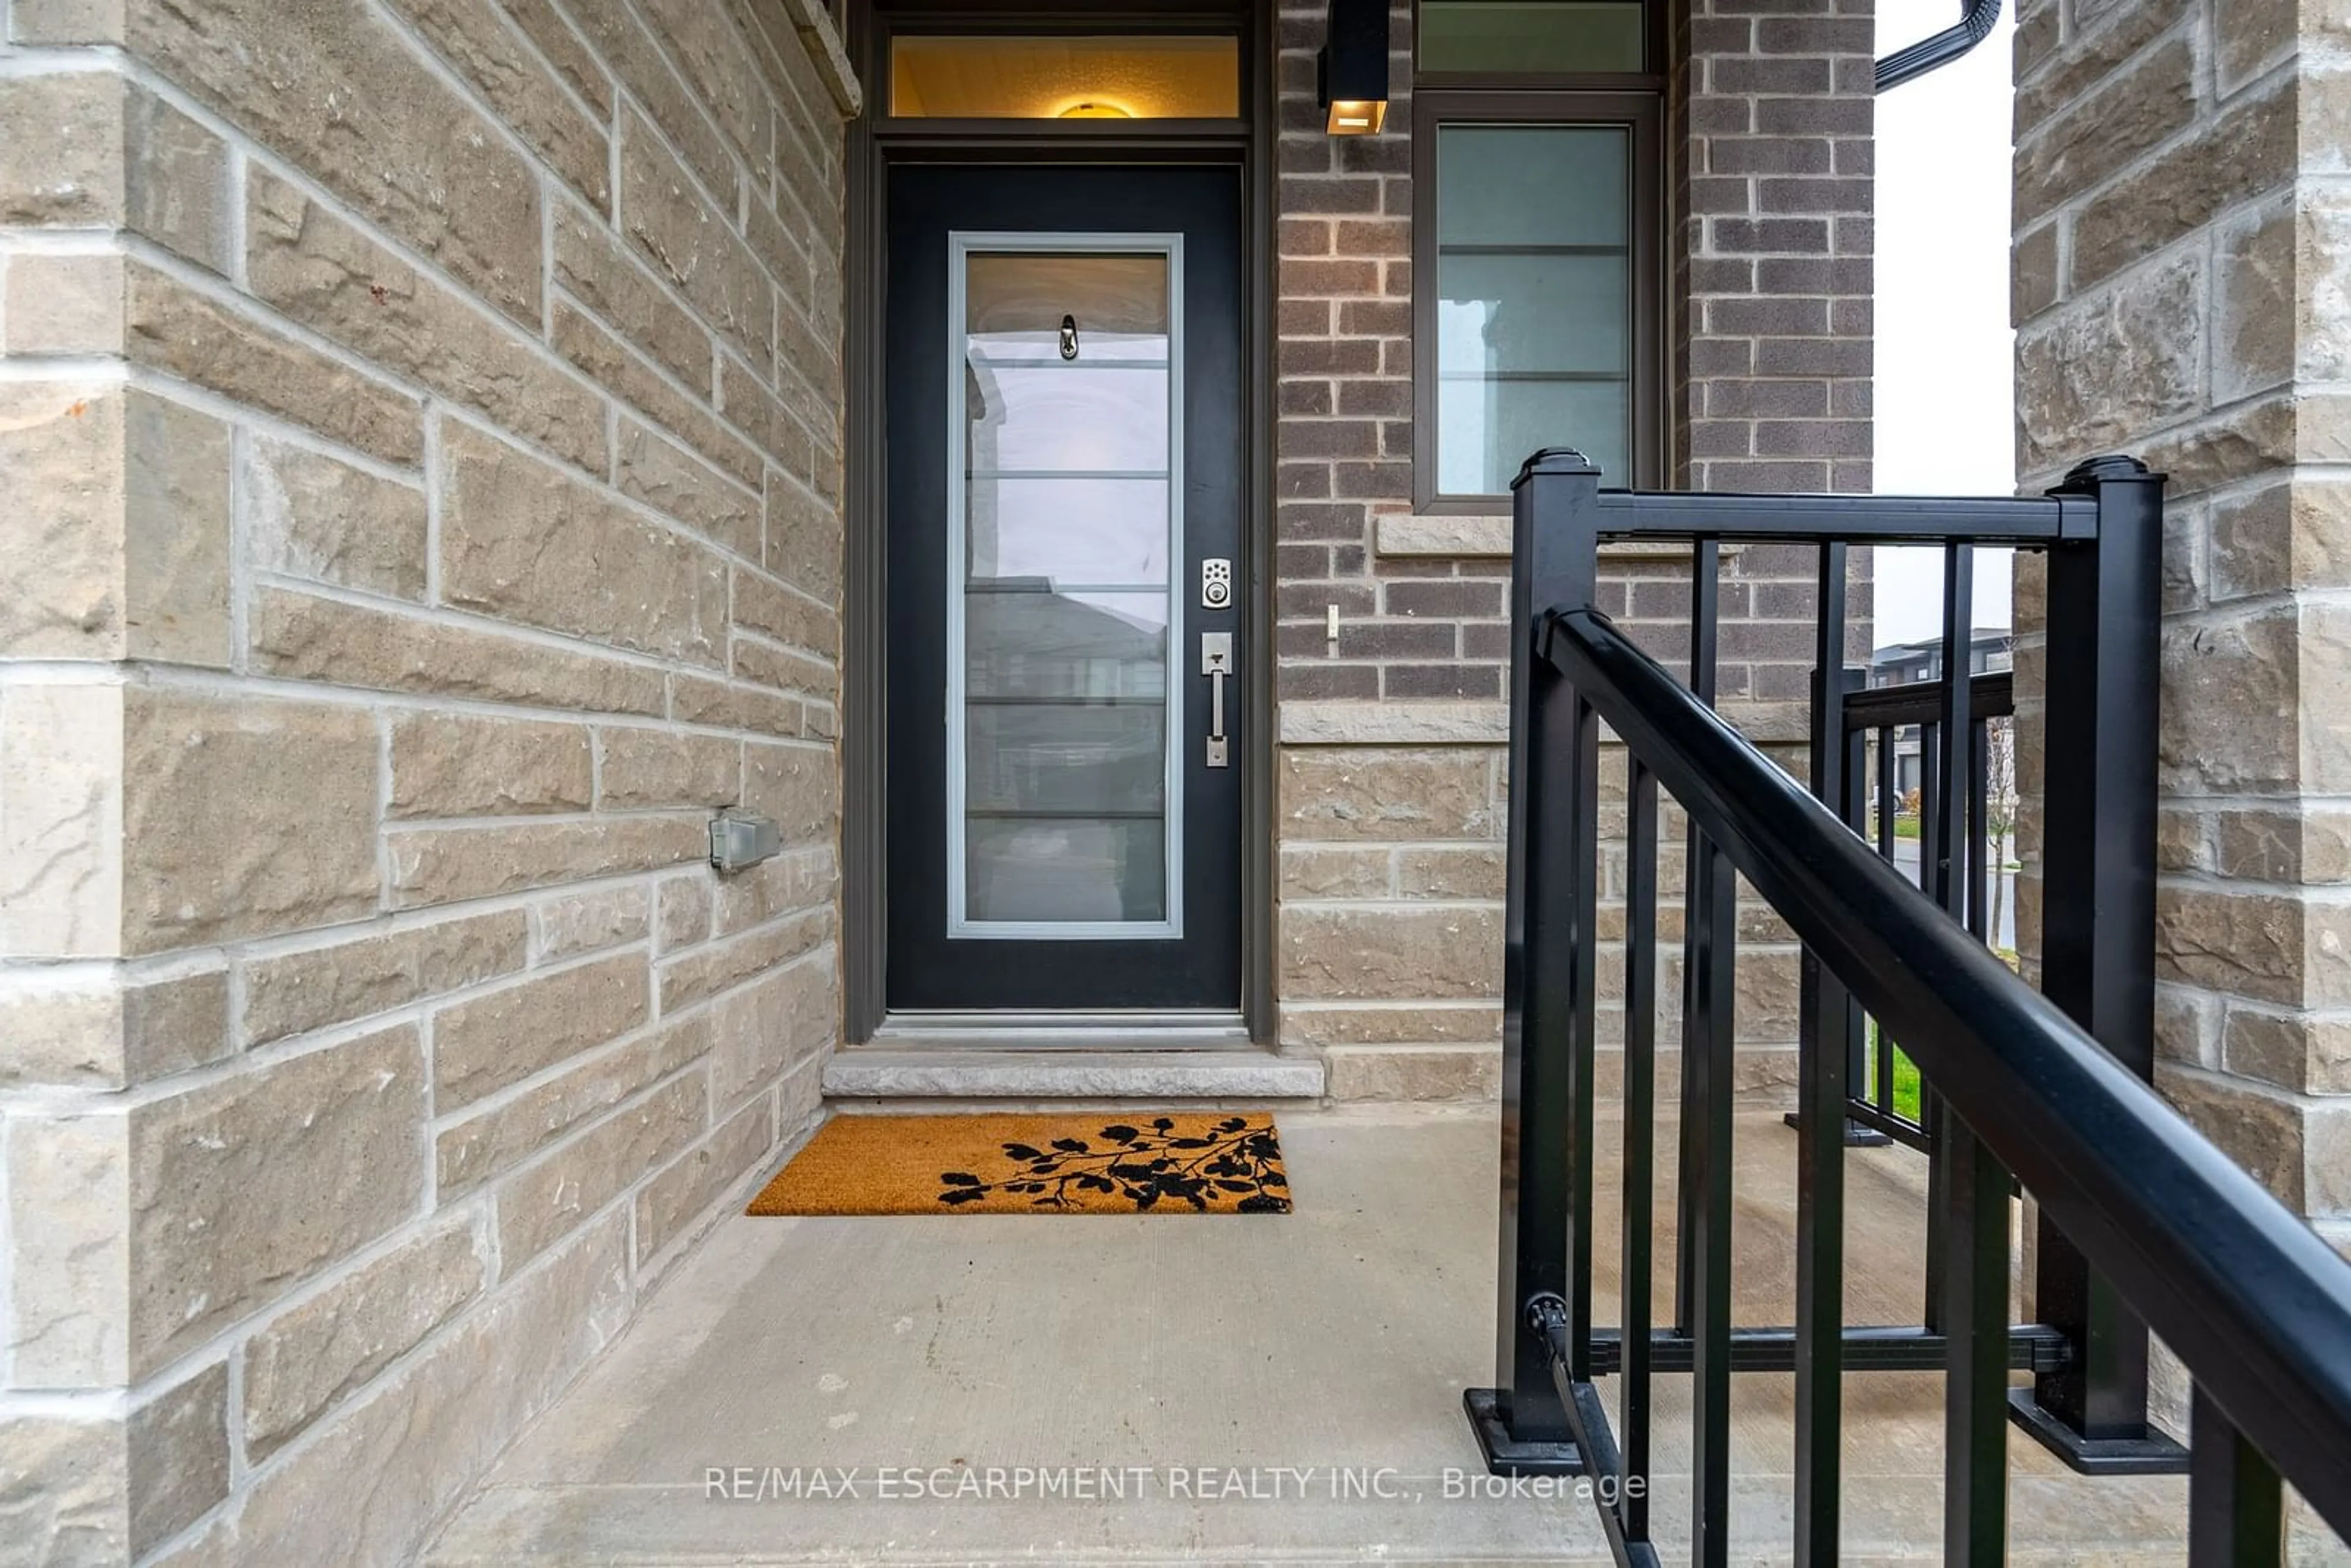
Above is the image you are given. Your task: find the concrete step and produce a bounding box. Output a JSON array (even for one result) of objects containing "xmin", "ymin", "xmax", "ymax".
[{"xmin": 820, "ymin": 1045, "xmax": 1327, "ymax": 1101}]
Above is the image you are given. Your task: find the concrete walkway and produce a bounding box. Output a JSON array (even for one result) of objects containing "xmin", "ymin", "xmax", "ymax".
[{"xmin": 423, "ymin": 1106, "xmax": 2186, "ymax": 1564}]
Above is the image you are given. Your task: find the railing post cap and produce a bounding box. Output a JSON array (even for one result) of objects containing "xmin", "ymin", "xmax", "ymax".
[
  {"xmin": 1512, "ymin": 448, "xmax": 1600, "ymax": 489},
  {"xmin": 2052, "ymin": 453, "xmax": 2158, "ymax": 491}
]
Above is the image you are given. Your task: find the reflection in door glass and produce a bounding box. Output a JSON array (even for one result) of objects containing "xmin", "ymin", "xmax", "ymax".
[{"xmin": 954, "ymin": 245, "xmax": 1180, "ymax": 932}]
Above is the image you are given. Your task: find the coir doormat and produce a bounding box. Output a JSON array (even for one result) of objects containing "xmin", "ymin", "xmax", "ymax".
[{"xmin": 745, "ymin": 1112, "xmax": 1291, "ymax": 1216}]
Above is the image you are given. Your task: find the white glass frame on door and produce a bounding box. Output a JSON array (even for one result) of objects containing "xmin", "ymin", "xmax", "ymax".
[{"xmin": 944, "ymin": 230, "xmax": 1187, "ymax": 940}]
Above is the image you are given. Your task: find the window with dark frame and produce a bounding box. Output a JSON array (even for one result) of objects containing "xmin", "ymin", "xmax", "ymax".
[{"xmin": 1411, "ymin": 0, "xmax": 1662, "ymax": 512}]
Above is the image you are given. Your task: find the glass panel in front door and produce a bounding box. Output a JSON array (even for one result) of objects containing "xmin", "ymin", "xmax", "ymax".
[{"xmin": 950, "ymin": 241, "xmax": 1183, "ymax": 938}]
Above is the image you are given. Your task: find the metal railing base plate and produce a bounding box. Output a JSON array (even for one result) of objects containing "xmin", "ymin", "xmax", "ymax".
[
  {"xmin": 1460, "ymin": 1388, "xmax": 1586, "ymax": 1477},
  {"xmin": 2006, "ymin": 1389, "xmax": 2191, "ymax": 1476}
]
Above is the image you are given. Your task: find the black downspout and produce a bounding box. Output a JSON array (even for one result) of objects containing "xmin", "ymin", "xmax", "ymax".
[{"xmin": 1875, "ymin": 0, "xmax": 2002, "ymax": 91}]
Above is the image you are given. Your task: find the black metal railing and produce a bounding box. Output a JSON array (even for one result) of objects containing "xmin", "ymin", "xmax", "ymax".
[{"xmin": 1466, "ymin": 449, "xmax": 2351, "ymax": 1564}]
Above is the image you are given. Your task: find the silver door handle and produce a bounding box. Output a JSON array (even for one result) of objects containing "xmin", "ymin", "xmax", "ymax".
[{"xmin": 1201, "ymin": 632, "xmax": 1232, "ymax": 767}]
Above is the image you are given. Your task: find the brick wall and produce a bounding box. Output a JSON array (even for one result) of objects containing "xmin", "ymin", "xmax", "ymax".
[
  {"xmin": 2012, "ymin": 0, "xmax": 2351, "ymax": 1521},
  {"xmin": 0, "ymin": 1, "xmax": 855, "ymax": 1561},
  {"xmin": 1271, "ymin": 0, "xmax": 1872, "ymax": 1098}
]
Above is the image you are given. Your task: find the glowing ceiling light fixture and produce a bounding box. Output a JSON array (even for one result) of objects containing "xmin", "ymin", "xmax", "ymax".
[
  {"xmin": 1057, "ymin": 100, "xmax": 1135, "ymax": 118},
  {"xmin": 1318, "ymin": 0, "xmax": 1390, "ymax": 135}
]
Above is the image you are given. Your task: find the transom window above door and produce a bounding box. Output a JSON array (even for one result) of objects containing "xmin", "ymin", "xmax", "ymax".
[{"xmin": 889, "ymin": 34, "xmax": 1242, "ymax": 119}]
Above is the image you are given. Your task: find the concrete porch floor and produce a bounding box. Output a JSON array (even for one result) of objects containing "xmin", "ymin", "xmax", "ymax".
[{"xmin": 422, "ymin": 1106, "xmax": 2188, "ymax": 1565}]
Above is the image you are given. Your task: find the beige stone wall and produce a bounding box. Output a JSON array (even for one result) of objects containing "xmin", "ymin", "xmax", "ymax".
[
  {"xmin": 2014, "ymin": 0, "xmax": 2351, "ymax": 1537},
  {"xmin": 0, "ymin": 1, "xmax": 856, "ymax": 1561},
  {"xmin": 1271, "ymin": 0, "xmax": 1869, "ymax": 1098}
]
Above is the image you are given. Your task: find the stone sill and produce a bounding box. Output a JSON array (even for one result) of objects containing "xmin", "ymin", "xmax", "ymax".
[
  {"xmin": 1280, "ymin": 699, "xmax": 1809, "ymax": 746},
  {"xmin": 778, "ymin": 0, "xmax": 861, "ymax": 116},
  {"xmin": 1374, "ymin": 513, "xmax": 1745, "ymax": 563}
]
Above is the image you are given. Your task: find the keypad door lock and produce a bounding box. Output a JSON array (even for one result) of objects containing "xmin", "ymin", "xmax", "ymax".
[{"xmin": 1201, "ymin": 558, "xmax": 1232, "ymax": 610}]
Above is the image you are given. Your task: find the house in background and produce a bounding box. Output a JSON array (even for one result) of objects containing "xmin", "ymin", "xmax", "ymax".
[
  {"xmin": 0, "ymin": 0, "xmax": 2345, "ymax": 1559},
  {"xmin": 1870, "ymin": 625, "xmax": 2012, "ymax": 796}
]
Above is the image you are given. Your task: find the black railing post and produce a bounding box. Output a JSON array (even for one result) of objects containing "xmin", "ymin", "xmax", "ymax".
[
  {"xmin": 2009, "ymin": 454, "xmax": 2190, "ymax": 1474},
  {"xmin": 1465, "ymin": 448, "xmax": 1602, "ymax": 1476}
]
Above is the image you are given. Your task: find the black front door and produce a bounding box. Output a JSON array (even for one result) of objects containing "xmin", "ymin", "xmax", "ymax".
[{"xmin": 885, "ymin": 165, "xmax": 1245, "ymax": 1012}]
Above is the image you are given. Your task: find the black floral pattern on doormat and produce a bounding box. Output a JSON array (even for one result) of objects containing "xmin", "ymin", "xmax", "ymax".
[{"xmin": 937, "ymin": 1117, "xmax": 1291, "ymax": 1213}]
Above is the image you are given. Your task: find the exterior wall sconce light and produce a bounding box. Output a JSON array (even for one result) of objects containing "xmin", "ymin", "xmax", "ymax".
[{"xmin": 1318, "ymin": 0, "xmax": 1389, "ymax": 134}]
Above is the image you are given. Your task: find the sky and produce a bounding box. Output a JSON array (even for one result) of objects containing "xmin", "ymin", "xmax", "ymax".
[{"xmin": 1868, "ymin": 0, "xmax": 2019, "ymax": 647}]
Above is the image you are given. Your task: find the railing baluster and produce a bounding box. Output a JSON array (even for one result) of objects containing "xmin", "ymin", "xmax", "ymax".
[
  {"xmin": 1941, "ymin": 1110, "xmax": 2011, "ymax": 1564},
  {"xmin": 1674, "ymin": 538, "xmax": 1721, "ymax": 1340},
  {"xmin": 1621, "ymin": 756, "xmax": 1658, "ymax": 1545},
  {"xmin": 1688, "ymin": 832, "xmax": 1736, "ymax": 1568},
  {"xmin": 1968, "ymin": 716, "xmax": 1992, "ymax": 943},
  {"xmin": 2187, "ymin": 1387, "xmax": 2284, "ymax": 1566},
  {"xmin": 1795, "ymin": 543, "xmax": 1850, "ymax": 1560}
]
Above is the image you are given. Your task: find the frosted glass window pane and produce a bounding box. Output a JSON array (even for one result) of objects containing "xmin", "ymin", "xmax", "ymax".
[
  {"xmin": 967, "ymin": 820, "xmax": 1167, "ymax": 923},
  {"xmin": 893, "ymin": 36, "xmax": 1239, "ymax": 119},
  {"xmin": 1434, "ymin": 124, "xmax": 1635, "ymax": 493},
  {"xmin": 1419, "ymin": 1, "xmax": 1646, "ymax": 74}
]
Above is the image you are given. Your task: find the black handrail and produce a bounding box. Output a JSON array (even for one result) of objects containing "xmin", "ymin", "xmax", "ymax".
[{"xmin": 1546, "ymin": 602, "xmax": 2351, "ymax": 1534}]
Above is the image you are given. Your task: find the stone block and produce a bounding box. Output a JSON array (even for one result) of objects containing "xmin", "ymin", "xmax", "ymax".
[
  {"xmin": 2158, "ymin": 1066, "xmax": 2351, "ymax": 1215},
  {"xmin": 432, "ymin": 951, "xmax": 652, "ymax": 1111},
  {"xmin": 0, "ymin": 1409, "xmax": 129, "ymax": 1561},
  {"xmin": 129, "ymin": 1023, "xmax": 429, "ymax": 1376},
  {"xmin": 239, "ymin": 910, "xmax": 528, "ymax": 1048},
  {"xmin": 5, "ymin": 1110, "xmax": 131, "ymax": 1386},
  {"xmin": 559, "ymin": 0, "xmax": 740, "ymax": 206},
  {"xmin": 634, "ymin": 1095, "xmax": 773, "ymax": 1266},
  {"xmin": 656, "ymin": 907, "xmax": 831, "ymax": 1011},
  {"xmin": 495, "ymin": 1077, "xmax": 705, "ymax": 1266},
  {"xmin": 550, "ymin": 301, "xmax": 761, "ymax": 490},
  {"xmin": 672, "ymin": 673, "xmax": 804, "ymax": 738},
  {"xmin": 0, "ymin": 967, "xmax": 230, "ymax": 1089},
  {"xmin": 2013, "ymin": 37, "xmax": 2195, "ymax": 226},
  {"xmin": 2225, "ymin": 1005, "xmax": 2351, "ymax": 1095},
  {"xmin": 176, "ymin": 1215, "xmax": 631, "ymax": 1567},
  {"xmin": 616, "ymin": 420, "xmax": 762, "ymax": 562},
  {"xmin": 389, "ymin": 713, "xmax": 594, "ymax": 818},
  {"xmin": 2215, "ymin": 198, "xmax": 2297, "ymax": 405},
  {"xmin": 598, "ymin": 728, "xmax": 741, "ymax": 810},
  {"xmin": 380, "ymin": 0, "xmax": 609, "ymax": 206},
  {"xmin": 629, "ymin": 0, "xmax": 768, "ymax": 162},
  {"xmin": 2071, "ymin": 86, "xmax": 2293, "ymax": 290},
  {"xmin": 707, "ymin": 951, "xmax": 831, "ymax": 1114},
  {"xmin": 2155, "ymin": 883, "xmax": 2306, "ymax": 1005},
  {"xmin": 120, "ymin": 689, "xmax": 380, "ymax": 953},
  {"xmin": 531, "ymin": 883, "xmax": 653, "ymax": 962},
  {"xmin": 2212, "ymin": 481, "xmax": 2351, "ymax": 600},
  {"xmin": 242, "ymin": 435, "xmax": 429, "ymax": 600},
  {"xmin": 126, "ymin": 1362, "xmax": 229, "ymax": 1555},
  {"xmin": 440, "ymin": 423, "xmax": 727, "ymax": 665},
  {"xmin": 733, "ymin": 634, "xmax": 836, "ymax": 700},
  {"xmin": 122, "ymin": 85, "xmax": 230, "ymax": 272},
  {"xmin": 132, "ymin": 0, "xmax": 543, "ymax": 321},
  {"xmin": 1397, "ymin": 845, "xmax": 1507, "ymax": 899},
  {"xmin": 241, "ymin": 1223, "xmax": 486, "ymax": 1461},
  {"xmin": 0, "ymin": 384, "xmax": 230, "ymax": 667},
  {"xmin": 437, "ymin": 1013, "xmax": 709, "ymax": 1198},
  {"xmin": 731, "ymin": 568, "xmax": 839, "ymax": 658},
  {"xmin": 553, "ymin": 205, "xmax": 715, "ymax": 393},
  {"xmin": 1280, "ymin": 845, "xmax": 1391, "ymax": 899},
  {"xmin": 1277, "ymin": 1002, "xmax": 1501, "ymax": 1048},
  {"xmin": 246, "ymin": 174, "xmax": 604, "ymax": 474},
  {"xmin": 386, "ymin": 815, "xmax": 707, "ymax": 908},
  {"xmin": 1323, "ymin": 1041, "xmax": 1504, "ymax": 1101},
  {"xmin": 711, "ymin": 844, "xmax": 836, "ymax": 937},
  {"xmin": 250, "ymin": 587, "xmax": 667, "ymax": 716},
  {"xmin": 1278, "ymin": 904, "xmax": 1504, "ymax": 1000},
  {"xmin": 0, "ymin": 683, "xmax": 123, "ymax": 961},
  {"xmin": 658, "ymin": 871, "xmax": 714, "ymax": 952},
  {"xmin": 740, "ymin": 741, "xmax": 840, "ymax": 844},
  {"xmin": 617, "ymin": 111, "xmax": 770, "ymax": 372},
  {"xmin": 765, "ymin": 468, "xmax": 842, "ymax": 603},
  {"xmin": 2016, "ymin": 251, "xmax": 2204, "ymax": 477},
  {"xmin": 4, "ymin": 252, "xmax": 124, "ymax": 356},
  {"xmin": 125, "ymin": 263, "xmax": 423, "ymax": 467},
  {"xmin": 0, "ymin": 72, "xmax": 122, "ymax": 227},
  {"xmin": 2159, "ymin": 607, "xmax": 2300, "ymax": 794},
  {"xmin": 1, "ymin": 384, "xmax": 125, "ymax": 659}
]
